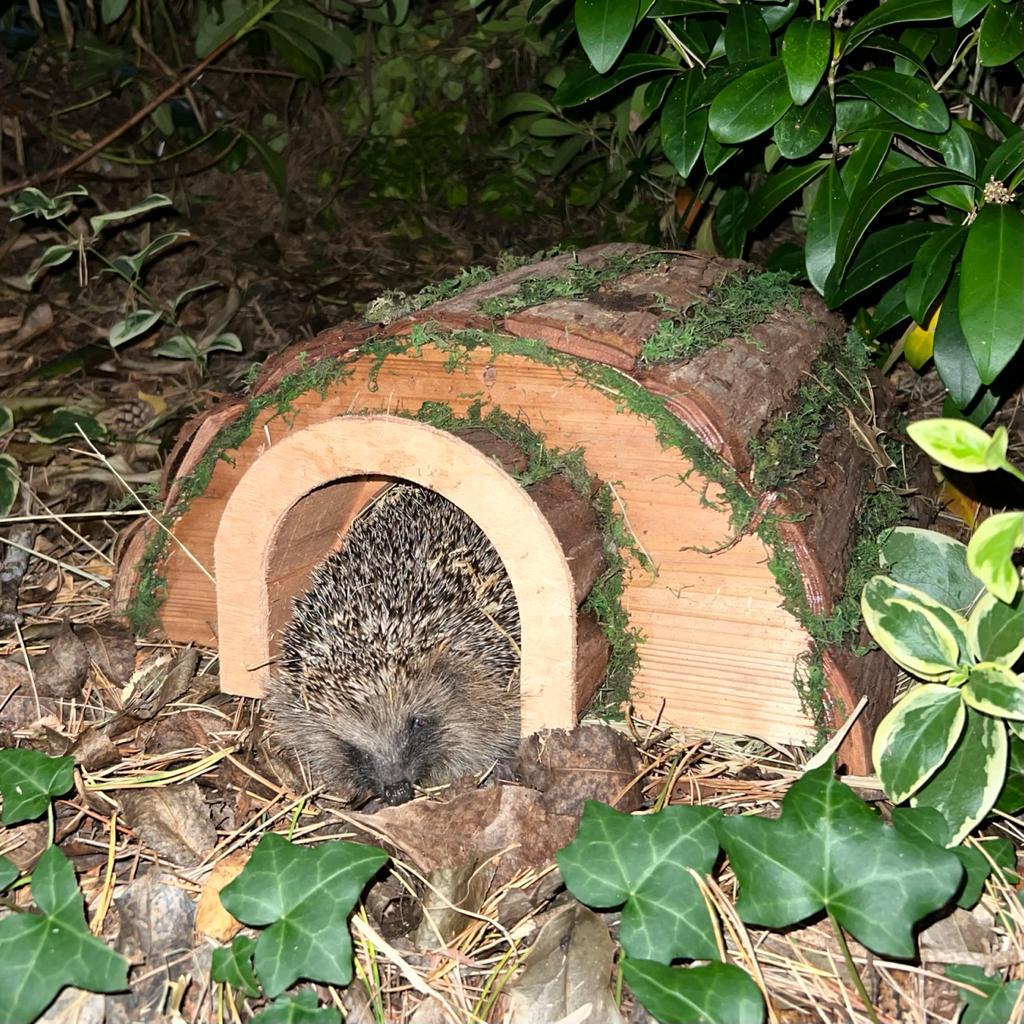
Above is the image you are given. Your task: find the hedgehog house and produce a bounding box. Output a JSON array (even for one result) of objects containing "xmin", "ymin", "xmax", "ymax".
[{"xmin": 113, "ymin": 245, "xmax": 920, "ymax": 774}]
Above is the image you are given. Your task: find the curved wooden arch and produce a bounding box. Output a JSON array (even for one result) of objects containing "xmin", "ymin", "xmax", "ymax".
[{"xmin": 213, "ymin": 415, "xmax": 578, "ymax": 736}]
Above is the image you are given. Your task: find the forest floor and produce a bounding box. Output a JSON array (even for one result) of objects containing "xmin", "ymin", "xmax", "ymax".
[{"xmin": 1, "ymin": 112, "xmax": 1023, "ymax": 1023}]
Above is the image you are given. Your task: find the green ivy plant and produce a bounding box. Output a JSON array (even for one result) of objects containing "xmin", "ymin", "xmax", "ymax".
[
  {"xmin": 9, "ymin": 187, "xmax": 241, "ymax": 369},
  {"xmin": 514, "ymin": 0, "xmax": 1024, "ymax": 421},
  {"xmin": 0, "ymin": 748, "xmax": 129, "ymax": 1024},
  {"xmin": 863, "ymin": 418, "xmax": 1024, "ymax": 842}
]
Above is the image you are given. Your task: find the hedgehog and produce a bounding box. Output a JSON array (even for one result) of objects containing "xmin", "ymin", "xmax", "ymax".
[{"xmin": 264, "ymin": 482, "xmax": 521, "ymax": 805}]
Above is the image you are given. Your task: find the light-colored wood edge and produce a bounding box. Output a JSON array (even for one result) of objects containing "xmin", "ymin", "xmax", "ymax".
[{"xmin": 213, "ymin": 415, "xmax": 578, "ymax": 737}]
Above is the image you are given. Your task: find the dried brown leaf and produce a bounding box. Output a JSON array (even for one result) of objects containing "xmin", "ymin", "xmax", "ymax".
[{"xmin": 118, "ymin": 782, "xmax": 216, "ymax": 867}]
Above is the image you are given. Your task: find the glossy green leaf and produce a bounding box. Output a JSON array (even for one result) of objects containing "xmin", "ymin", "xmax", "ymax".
[
  {"xmin": 964, "ymin": 662, "xmax": 1024, "ymax": 720},
  {"xmin": 845, "ymin": 70, "xmax": 949, "ymax": 133},
  {"xmin": 661, "ymin": 72, "xmax": 707, "ymax": 178},
  {"xmin": 912, "ymin": 706, "xmax": 1008, "ymax": 843},
  {"xmin": 933, "ymin": 288, "xmax": 987, "ymax": 411},
  {"xmin": 575, "ymin": 0, "xmax": 640, "ymax": 73},
  {"xmin": 27, "ymin": 408, "xmax": 107, "ymax": 444},
  {"xmin": 782, "ymin": 19, "xmax": 831, "ymax": 105},
  {"xmin": 715, "ymin": 187, "xmax": 749, "ymax": 258},
  {"xmin": 980, "ymin": 130, "xmax": 1024, "ymax": 191},
  {"xmin": 251, "ymin": 990, "xmax": 340, "ymax": 1023},
  {"xmin": 101, "ymin": 0, "xmax": 131, "ymax": 22},
  {"xmin": 952, "ymin": 0, "xmax": 990, "ymax": 26},
  {"xmin": 0, "ymin": 845, "xmax": 128, "ymax": 1023},
  {"xmin": 220, "ymin": 833, "xmax": 388, "ymax": 996},
  {"xmin": 211, "ymin": 935, "xmax": 261, "ymax": 998},
  {"xmin": 724, "ymin": 4, "xmax": 770, "ymax": 62},
  {"xmin": 0, "ymin": 455, "xmax": 19, "ymax": 517},
  {"xmin": 271, "ymin": 8, "xmax": 353, "ymax": 65},
  {"xmin": 934, "ymin": 275, "xmax": 984, "ymax": 410},
  {"xmin": 718, "ymin": 761, "xmax": 963, "ymax": 957},
  {"xmin": 839, "ymin": 129, "xmax": 892, "ymax": 198},
  {"xmin": 862, "ymin": 575, "xmax": 966, "ymax": 678},
  {"xmin": 905, "ymin": 225, "xmax": 967, "ymax": 326},
  {"xmin": 646, "ymin": 0, "xmax": 724, "ymax": 14},
  {"xmin": 959, "ymin": 205, "xmax": 1024, "ymax": 384},
  {"xmin": 870, "ymin": 278, "xmax": 913, "ymax": 335},
  {"xmin": 0, "ymin": 749, "xmax": 75, "ymax": 824},
  {"xmin": 708, "ymin": 60, "xmax": 792, "ymax": 144},
  {"xmin": 557, "ymin": 800, "xmax": 721, "ymax": 962},
  {"xmin": 108, "ymin": 310, "xmax": 161, "ymax": 348},
  {"xmin": 846, "ymin": 0, "xmax": 955, "ymax": 49},
  {"xmin": 703, "ymin": 134, "xmax": 738, "ymax": 174},
  {"xmin": 0, "ymin": 855, "xmax": 17, "ymax": 891},
  {"xmin": 907, "ymin": 418, "xmax": 1002, "ymax": 472},
  {"xmin": 995, "ymin": 735, "xmax": 1024, "ymax": 813},
  {"xmin": 805, "ymin": 161, "xmax": 847, "ymax": 294},
  {"xmin": 554, "ymin": 54, "xmax": 680, "ymax": 106},
  {"xmin": 879, "ymin": 526, "xmax": 982, "ymax": 613},
  {"xmin": 947, "ymin": 966, "xmax": 1024, "ymax": 1024},
  {"xmin": 746, "ymin": 159, "xmax": 827, "ymax": 230},
  {"xmin": 831, "ymin": 221, "xmax": 939, "ymax": 304},
  {"xmin": 773, "ymin": 88, "xmax": 833, "ymax": 159},
  {"xmin": 873, "ymin": 684, "xmax": 966, "ymax": 803},
  {"xmin": 978, "ymin": 0, "xmax": 1024, "ymax": 66},
  {"xmin": 195, "ymin": 0, "xmax": 255, "ymax": 57},
  {"xmin": 828, "ymin": 167, "xmax": 972, "ymax": 295},
  {"xmin": 968, "ymin": 591, "xmax": 1024, "ymax": 666},
  {"xmin": 761, "ymin": 0, "xmax": 800, "ymax": 33},
  {"xmin": 967, "ymin": 512, "xmax": 1024, "ymax": 604},
  {"xmin": 621, "ymin": 958, "xmax": 766, "ymax": 1024}
]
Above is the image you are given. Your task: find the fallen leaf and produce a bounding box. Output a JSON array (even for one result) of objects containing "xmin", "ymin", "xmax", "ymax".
[
  {"xmin": 74, "ymin": 621, "xmax": 136, "ymax": 685},
  {"xmin": 411, "ymin": 862, "xmax": 490, "ymax": 950},
  {"xmin": 33, "ymin": 624, "xmax": 90, "ymax": 699},
  {"xmin": 507, "ymin": 903, "xmax": 624, "ymax": 1024},
  {"xmin": 515, "ymin": 725, "xmax": 643, "ymax": 814},
  {"xmin": 118, "ymin": 783, "xmax": 217, "ymax": 866},
  {"xmin": 195, "ymin": 850, "xmax": 250, "ymax": 942},
  {"xmin": 125, "ymin": 649, "xmax": 200, "ymax": 721}
]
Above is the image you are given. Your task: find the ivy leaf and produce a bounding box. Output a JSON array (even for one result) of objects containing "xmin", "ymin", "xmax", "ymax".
[
  {"xmin": 845, "ymin": 70, "xmax": 949, "ymax": 133},
  {"xmin": 251, "ymin": 989, "xmax": 341, "ymax": 1023},
  {"xmin": 556, "ymin": 800, "xmax": 721, "ymax": 962},
  {"xmin": 879, "ymin": 526, "xmax": 982, "ymax": 613},
  {"xmin": 911, "ymin": 705, "xmax": 1008, "ymax": 844},
  {"xmin": 946, "ymin": 966, "xmax": 1024, "ymax": 1024},
  {"xmin": 0, "ymin": 845, "xmax": 128, "ymax": 1024},
  {"xmin": 219, "ymin": 833, "xmax": 388, "ymax": 997},
  {"xmin": 211, "ymin": 935, "xmax": 261, "ymax": 998},
  {"xmin": 0, "ymin": 749, "xmax": 75, "ymax": 824},
  {"xmin": 890, "ymin": 807, "xmax": 1014, "ymax": 908},
  {"xmin": 574, "ymin": 0, "xmax": 640, "ymax": 74},
  {"xmin": 0, "ymin": 855, "xmax": 17, "ymax": 891},
  {"xmin": 620, "ymin": 957, "xmax": 766, "ymax": 1024},
  {"xmin": 966, "ymin": 512, "xmax": 1024, "ymax": 605},
  {"xmin": 905, "ymin": 225, "xmax": 967, "ymax": 327},
  {"xmin": 872, "ymin": 684, "xmax": 966, "ymax": 804},
  {"xmin": 719, "ymin": 760, "xmax": 963, "ymax": 957},
  {"xmin": 708, "ymin": 60, "xmax": 793, "ymax": 145},
  {"xmin": 959, "ymin": 204, "xmax": 1024, "ymax": 385},
  {"xmin": 782, "ymin": 19, "xmax": 831, "ymax": 105}
]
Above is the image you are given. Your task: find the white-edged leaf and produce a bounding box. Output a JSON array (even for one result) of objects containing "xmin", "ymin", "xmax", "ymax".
[
  {"xmin": 907, "ymin": 418, "xmax": 999, "ymax": 473},
  {"xmin": 964, "ymin": 663, "xmax": 1024, "ymax": 720},
  {"xmin": 968, "ymin": 591, "xmax": 1024, "ymax": 666},
  {"xmin": 967, "ymin": 512, "xmax": 1024, "ymax": 604},
  {"xmin": 0, "ymin": 455, "xmax": 19, "ymax": 516},
  {"xmin": 88, "ymin": 194, "xmax": 173, "ymax": 233},
  {"xmin": 912, "ymin": 706, "xmax": 1008, "ymax": 843},
  {"xmin": 25, "ymin": 245, "xmax": 75, "ymax": 287},
  {"xmin": 879, "ymin": 526, "xmax": 982, "ymax": 613},
  {"xmin": 872, "ymin": 684, "xmax": 967, "ymax": 803},
  {"xmin": 108, "ymin": 310, "xmax": 162, "ymax": 348}
]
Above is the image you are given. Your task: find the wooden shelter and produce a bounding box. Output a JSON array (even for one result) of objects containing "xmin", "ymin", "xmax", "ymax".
[{"xmin": 113, "ymin": 244, "xmax": 915, "ymax": 773}]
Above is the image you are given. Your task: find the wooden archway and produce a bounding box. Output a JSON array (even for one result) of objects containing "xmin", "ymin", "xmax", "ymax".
[{"xmin": 213, "ymin": 415, "xmax": 584, "ymax": 736}]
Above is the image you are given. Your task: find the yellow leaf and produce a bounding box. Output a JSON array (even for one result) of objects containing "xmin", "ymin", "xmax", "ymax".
[{"xmin": 903, "ymin": 306, "xmax": 941, "ymax": 371}]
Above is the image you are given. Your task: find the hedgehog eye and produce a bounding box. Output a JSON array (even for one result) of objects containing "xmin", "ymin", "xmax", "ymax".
[{"xmin": 410, "ymin": 716, "xmax": 429, "ymax": 731}]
